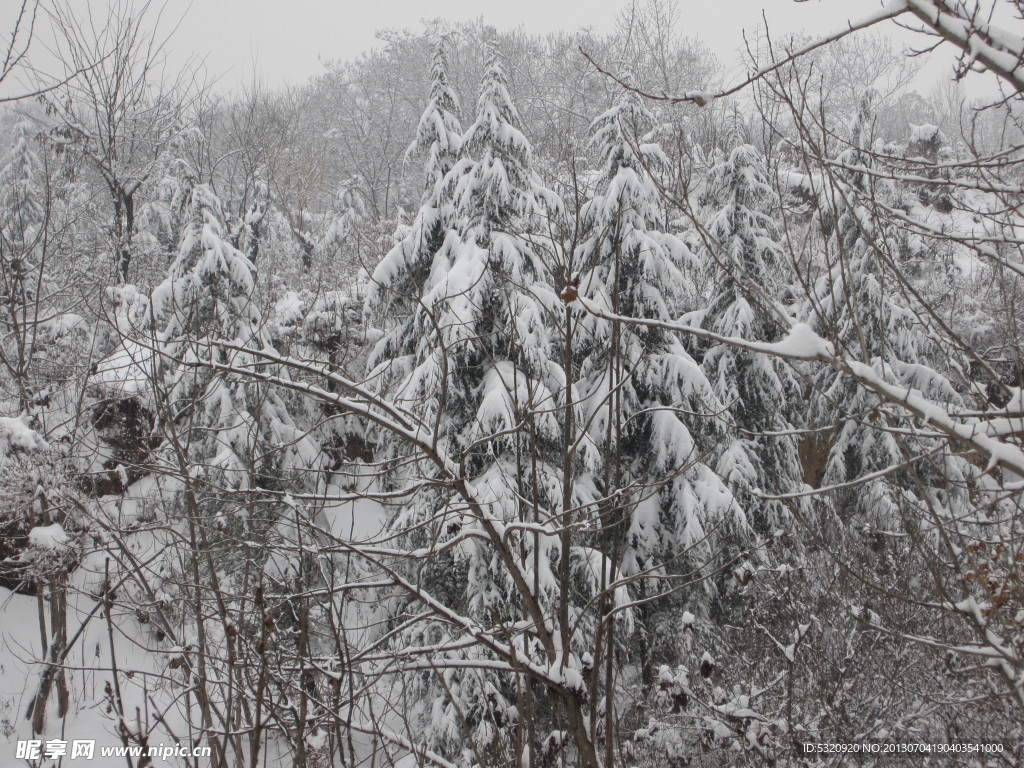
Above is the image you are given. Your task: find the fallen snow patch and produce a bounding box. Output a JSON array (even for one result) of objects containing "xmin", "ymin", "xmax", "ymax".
[{"xmin": 28, "ymin": 523, "xmax": 69, "ymax": 550}]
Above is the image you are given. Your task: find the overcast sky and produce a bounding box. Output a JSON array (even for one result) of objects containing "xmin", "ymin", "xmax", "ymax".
[
  {"xmin": 1, "ymin": 0, "xmax": 967, "ymax": 97},
  {"xmin": 168, "ymin": 0, "xmax": 870, "ymax": 89}
]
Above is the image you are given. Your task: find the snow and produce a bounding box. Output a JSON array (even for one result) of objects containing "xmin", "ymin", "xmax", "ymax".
[
  {"xmin": 954, "ymin": 596, "xmax": 989, "ymax": 626},
  {"xmin": 322, "ymin": 472, "xmax": 389, "ymax": 543},
  {"xmin": 5, "ymin": 14, "xmax": 1024, "ymax": 766},
  {"xmin": 0, "ymin": 577, "xmax": 191, "ymax": 767},
  {"xmin": 766, "ymin": 322, "xmax": 835, "ymax": 359},
  {"xmin": 40, "ymin": 312, "xmax": 88, "ymax": 342},
  {"xmin": 0, "ymin": 416, "xmax": 47, "ymax": 461},
  {"xmin": 909, "ymin": 123, "xmax": 940, "ymax": 144},
  {"xmin": 91, "ymin": 338, "xmax": 155, "ymax": 396},
  {"xmin": 272, "ymin": 289, "xmax": 307, "ymax": 328},
  {"xmin": 28, "ymin": 524, "xmax": 69, "ymax": 550}
]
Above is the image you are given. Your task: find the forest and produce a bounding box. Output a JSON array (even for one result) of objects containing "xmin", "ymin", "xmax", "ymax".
[{"xmin": 0, "ymin": 0, "xmax": 1023, "ymax": 766}]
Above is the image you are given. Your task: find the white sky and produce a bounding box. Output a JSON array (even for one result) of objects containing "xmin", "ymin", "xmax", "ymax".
[
  {"xmin": 1, "ymin": 0, "xmax": 971, "ymax": 97},
  {"xmin": 169, "ymin": 0, "xmax": 865, "ymax": 89}
]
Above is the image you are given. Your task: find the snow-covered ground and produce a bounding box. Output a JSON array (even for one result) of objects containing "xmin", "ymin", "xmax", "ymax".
[{"xmin": 1, "ymin": 464, "xmax": 396, "ymax": 768}]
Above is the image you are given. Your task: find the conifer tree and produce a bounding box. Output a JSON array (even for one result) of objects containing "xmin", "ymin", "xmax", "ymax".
[
  {"xmin": 367, "ymin": 46, "xmax": 575, "ymax": 763},
  {"xmin": 366, "ymin": 35, "xmax": 464, "ymax": 336},
  {"xmin": 364, "ymin": 38, "xmax": 468, "ymax": 483},
  {"xmin": 135, "ymin": 179, "xmax": 325, "ymax": 764},
  {"xmin": 364, "ymin": 35, "xmax": 468, "ymax": 529},
  {"xmin": 700, "ymin": 140, "xmax": 804, "ymax": 534},
  {"xmin": 809, "ymin": 90, "xmax": 965, "ymax": 532},
  {"xmin": 0, "ymin": 121, "xmax": 46, "ymax": 411},
  {"xmin": 576, "ymin": 91, "xmax": 744, "ymax": 678},
  {"xmin": 363, "ymin": 53, "xmax": 474, "ymax": 752},
  {"xmin": 151, "ymin": 180, "xmax": 320, "ymax": 502},
  {"xmin": 0, "ymin": 121, "xmax": 42, "ymax": 247},
  {"xmin": 451, "ymin": 43, "xmax": 563, "ymax": 492}
]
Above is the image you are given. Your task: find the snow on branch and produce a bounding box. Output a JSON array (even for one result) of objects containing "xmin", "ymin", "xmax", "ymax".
[
  {"xmin": 580, "ymin": 1, "xmax": 911, "ymax": 106},
  {"xmin": 170, "ymin": 342, "xmax": 572, "ymax": 666},
  {"xmin": 575, "ymin": 295, "xmax": 1024, "ymax": 479},
  {"xmin": 904, "ymin": 0, "xmax": 1024, "ymax": 94},
  {"xmin": 584, "ymin": 0, "xmax": 1024, "ymax": 109}
]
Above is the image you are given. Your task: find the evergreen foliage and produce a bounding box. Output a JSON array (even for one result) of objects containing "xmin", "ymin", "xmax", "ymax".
[
  {"xmin": 700, "ymin": 141, "xmax": 804, "ymax": 534},
  {"xmin": 808, "ymin": 90, "xmax": 966, "ymax": 532},
  {"xmin": 576, "ymin": 91, "xmax": 744, "ymax": 677}
]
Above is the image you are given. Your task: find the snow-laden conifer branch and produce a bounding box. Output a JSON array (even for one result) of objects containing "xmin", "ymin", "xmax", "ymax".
[
  {"xmin": 171, "ymin": 346, "xmax": 575, "ymax": 667},
  {"xmin": 877, "ymin": 201, "xmax": 1024, "ymax": 280},
  {"xmin": 320, "ymin": 532, "xmax": 586, "ymax": 694},
  {"xmin": 747, "ymin": 443, "xmax": 948, "ymax": 501},
  {"xmin": 575, "ymin": 295, "xmax": 1024, "ymax": 478}
]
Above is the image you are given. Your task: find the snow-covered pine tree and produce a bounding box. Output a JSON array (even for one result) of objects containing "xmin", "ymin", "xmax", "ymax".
[
  {"xmin": 576, "ymin": 90, "xmax": 744, "ymax": 679},
  {"xmin": 367, "ymin": 45, "xmax": 587, "ymax": 764},
  {"xmin": 0, "ymin": 121, "xmax": 43, "ymax": 247},
  {"xmin": 451, "ymin": 43, "xmax": 564, "ymax": 486},
  {"xmin": 146, "ymin": 177, "xmax": 321, "ymax": 614},
  {"xmin": 317, "ymin": 41, "xmax": 462, "ymax": 478},
  {"xmin": 808, "ymin": 89, "xmax": 965, "ymax": 534},
  {"xmin": 151, "ymin": 178, "xmax": 320, "ymax": 500},
  {"xmin": 0, "ymin": 121, "xmax": 46, "ymax": 411},
  {"xmin": 136, "ymin": 169, "xmax": 191, "ymax": 267},
  {"xmin": 369, "ymin": 42, "xmax": 566, "ymax": 535},
  {"xmin": 362, "ymin": 41, "xmax": 469, "ymax": 662},
  {"xmin": 366, "ymin": 35, "xmax": 464, "ymax": 414},
  {"xmin": 143, "ymin": 178, "xmax": 328, "ymax": 761},
  {"xmin": 700, "ymin": 140, "xmax": 804, "ymax": 536}
]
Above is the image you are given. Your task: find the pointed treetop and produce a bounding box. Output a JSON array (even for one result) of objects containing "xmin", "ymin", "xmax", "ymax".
[
  {"xmin": 703, "ymin": 142, "xmax": 786, "ymax": 326},
  {"xmin": 843, "ymin": 87, "xmax": 879, "ymax": 193},
  {"xmin": 460, "ymin": 43, "xmax": 536, "ymax": 235},
  {"xmin": 589, "ymin": 87, "xmax": 663, "ymax": 180},
  {"xmin": 152, "ymin": 183, "xmax": 261, "ymax": 349},
  {"xmin": 851, "ymin": 87, "xmax": 879, "ymax": 155},
  {"xmin": 407, "ymin": 34, "xmax": 464, "ymax": 203},
  {"xmin": 722, "ymin": 107, "xmax": 749, "ymax": 151}
]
